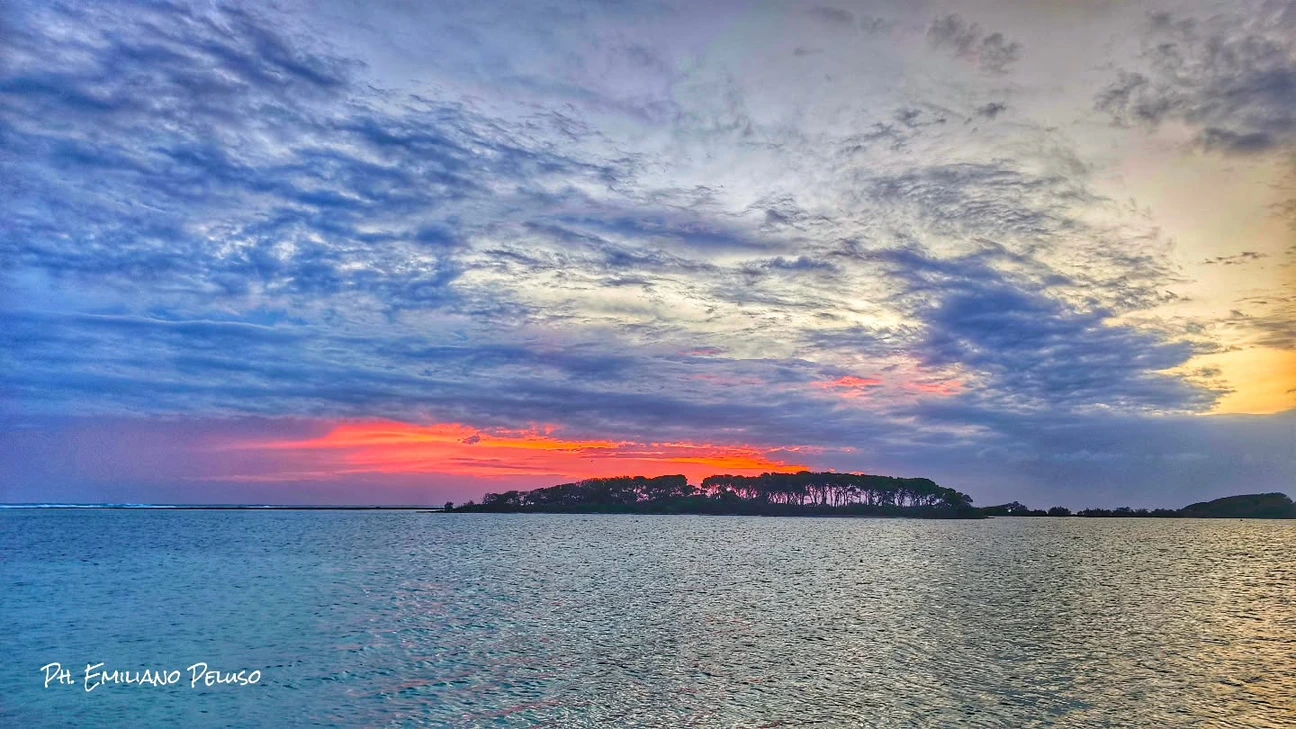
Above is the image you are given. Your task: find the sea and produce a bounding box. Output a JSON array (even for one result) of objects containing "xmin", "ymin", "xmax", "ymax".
[{"xmin": 1, "ymin": 511, "xmax": 1292, "ymax": 727}]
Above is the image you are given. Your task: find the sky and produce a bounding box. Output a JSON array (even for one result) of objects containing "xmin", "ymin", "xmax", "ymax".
[{"xmin": 1, "ymin": 0, "xmax": 1293, "ymax": 507}]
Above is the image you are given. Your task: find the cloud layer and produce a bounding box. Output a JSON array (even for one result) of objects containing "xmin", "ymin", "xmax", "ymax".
[{"xmin": 1, "ymin": 0, "xmax": 1292, "ymax": 505}]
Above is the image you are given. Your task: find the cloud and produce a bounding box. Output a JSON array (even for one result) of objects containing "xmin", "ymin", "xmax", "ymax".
[
  {"xmin": 1202, "ymin": 251, "xmax": 1268, "ymax": 265},
  {"xmin": 861, "ymin": 162, "xmax": 1180, "ymax": 316},
  {"xmin": 1095, "ymin": 8, "xmax": 1296, "ymax": 155},
  {"xmin": 870, "ymin": 247, "xmax": 1219, "ymax": 413},
  {"xmin": 1092, "ymin": 5, "xmax": 1294, "ymax": 360},
  {"xmin": 0, "ymin": 0, "xmax": 1213, "ymax": 440},
  {"xmin": 1226, "ymin": 296, "xmax": 1296, "ymax": 349},
  {"xmin": 807, "ymin": 7, "xmax": 855, "ymax": 27},
  {"xmin": 0, "ymin": 1, "xmax": 631, "ymax": 319},
  {"xmin": 974, "ymin": 102, "xmax": 1008, "ymax": 119},
  {"xmin": 0, "ymin": 0, "xmax": 1290, "ymax": 506},
  {"xmin": 814, "ymin": 375, "xmax": 885, "ymax": 399},
  {"xmin": 927, "ymin": 14, "xmax": 1022, "ymax": 73}
]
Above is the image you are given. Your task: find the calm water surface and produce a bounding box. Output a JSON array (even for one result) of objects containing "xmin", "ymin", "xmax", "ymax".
[{"xmin": 1, "ymin": 512, "xmax": 1292, "ymax": 727}]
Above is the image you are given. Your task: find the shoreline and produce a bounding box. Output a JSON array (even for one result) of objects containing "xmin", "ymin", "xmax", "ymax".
[{"xmin": 0, "ymin": 504, "xmax": 448, "ymax": 511}]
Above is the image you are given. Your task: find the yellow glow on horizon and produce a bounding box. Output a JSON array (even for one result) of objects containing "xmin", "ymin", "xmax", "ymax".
[{"xmin": 1189, "ymin": 347, "xmax": 1296, "ymax": 415}]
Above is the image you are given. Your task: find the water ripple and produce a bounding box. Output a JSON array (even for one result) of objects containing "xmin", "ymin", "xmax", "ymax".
[{"xmin": 1, "ymin": 512, "xmax": 1292, "ymax": 727}]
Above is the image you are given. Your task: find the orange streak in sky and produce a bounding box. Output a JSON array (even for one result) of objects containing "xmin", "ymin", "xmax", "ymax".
[
  {"xmin": 234, "ymin": 421, "xmax": 807, "ymax": 483},
  {"xmin": 831, "ymin": 376, "xmax": 884, "ymax": 388},
  {"xmin": 814, "ymin": 375, "xmax": 884, "ymax": 399}
]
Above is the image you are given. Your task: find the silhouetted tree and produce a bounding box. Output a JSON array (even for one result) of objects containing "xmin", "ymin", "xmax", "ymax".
[{"xmin": 460, "ymin": 471, "xmax": 978, "ymax": 517}]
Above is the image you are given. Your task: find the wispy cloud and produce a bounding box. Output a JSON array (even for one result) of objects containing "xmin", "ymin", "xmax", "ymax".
[
  {"xmin": 927, "ymin": 14, "xmax": 1022, "ymax": 74},
  {"xmin": 1096, "ymin": 8, "xmax": 1296, "ymax": 155}
]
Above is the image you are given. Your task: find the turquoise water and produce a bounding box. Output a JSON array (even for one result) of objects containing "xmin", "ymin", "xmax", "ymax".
[{"xmin": 1, "ymin": 512, "xmax": 1293, "ymax": 727}]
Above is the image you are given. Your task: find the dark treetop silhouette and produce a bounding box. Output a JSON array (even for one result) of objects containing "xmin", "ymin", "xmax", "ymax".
[
  {"xmin": 454, "ymin": 472, "xmax": 980, "ymax": 517},
  {"xmin": 448, "ymin": 472, "xmax": 1294, "ymax": 519}
]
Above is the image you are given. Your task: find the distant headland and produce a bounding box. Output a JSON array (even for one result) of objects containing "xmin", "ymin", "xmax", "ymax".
[
  {"xmin": 978, "ymin": 492, "xmax": 1296, "ymax": 519},
  {"xmin": 446, "ymin": 472, "xmax": 1296, "ymax": 520}
]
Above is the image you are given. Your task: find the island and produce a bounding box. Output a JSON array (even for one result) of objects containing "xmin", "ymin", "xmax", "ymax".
[
  {"xmin": 445, "ymin": 472, "xmax": 1295, "ymax": 520},
  {"xmin": 978, "ymin": 492, "xmax": 1296, "ymax": 519},
  {"xmin": 449, "ymin": 472, "xmax": 981, "ymax": 518}
]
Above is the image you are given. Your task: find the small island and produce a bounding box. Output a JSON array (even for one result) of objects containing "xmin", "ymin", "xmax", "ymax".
[
  {"xmin": 981, "ymin": 492, "xmax": 1296, "ymax": 519},
  {"xmin": 450, "ymin": 472, "xmax": 980, "ymax": 518},
  {"xmin": 446, "ymin": 472, "xmax": 1295, "ymax": 520}
]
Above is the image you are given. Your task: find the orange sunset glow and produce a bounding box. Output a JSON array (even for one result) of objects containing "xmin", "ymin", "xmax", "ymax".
[
  {"xmin": 230, "ymin": 421, "xmax": 810, "ymax": 483},
  {"xmin": 815, "ymin": 376, "xmax": 885, "ymax": 398}
]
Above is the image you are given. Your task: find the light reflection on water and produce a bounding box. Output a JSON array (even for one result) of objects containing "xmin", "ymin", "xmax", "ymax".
[{"xmin": 1, "ymin": 512, "xmax": 1292, "ymax": 727}]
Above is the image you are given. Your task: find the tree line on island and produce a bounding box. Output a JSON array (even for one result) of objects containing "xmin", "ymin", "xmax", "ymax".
[
  {"xmin": 454, "ymin": 472, "xmax": 977, "ymax": 517},
  {"xmin": 444, "ymin": 472, "xmax": 1295, "ymax": 519}
]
